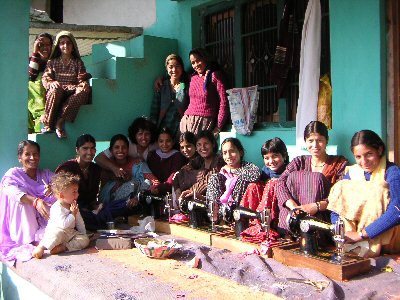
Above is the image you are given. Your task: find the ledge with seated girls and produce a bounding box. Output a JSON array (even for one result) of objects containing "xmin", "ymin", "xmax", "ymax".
[{"xmin": 41, "ymin": 31, "xmax": 91, "ymax": 139}]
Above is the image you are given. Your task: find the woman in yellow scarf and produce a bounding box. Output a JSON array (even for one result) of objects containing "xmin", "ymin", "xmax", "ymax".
[{"xmin": 328, "ymin": 130, "xmax": 400, "ymax": 257}]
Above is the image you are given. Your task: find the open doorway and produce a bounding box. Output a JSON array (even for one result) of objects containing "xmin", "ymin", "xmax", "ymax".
[
  {"xmin": 50, "ymin": 0, "xmax": 63, "ymax": 23},
  {"xmin": 31, "ymin": 0, "xmax": 63, "ymax": 23}
]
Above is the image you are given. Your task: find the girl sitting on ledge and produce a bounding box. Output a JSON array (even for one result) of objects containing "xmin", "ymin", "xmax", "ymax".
[{"xmin": 42, "ymin": 31, "xmax": 91, "ymax": 139}]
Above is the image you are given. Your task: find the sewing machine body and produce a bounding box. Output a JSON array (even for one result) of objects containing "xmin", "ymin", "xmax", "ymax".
[
  {"xmin": 233, "ymin": 206, "xmax": 271, "ymax": 237},
  {"xmin": 187, "ymin": 195, "xmax": 239, "ymax": 231},
  {"xmin": 138, "ymin": 190, "xmax": 171, "ymax": 220},
  {"xmin": 273, "ymin": 209, "xmax": 371, "ymax": 280},
  {"xmin": 286, "ymin": 208, "xmax": 347, "ymax": 262}
]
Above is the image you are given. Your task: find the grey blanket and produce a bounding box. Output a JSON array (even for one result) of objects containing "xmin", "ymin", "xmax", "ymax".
[{"xmin": 4, "ymin": 235, "xmax": 400, "ymax": 300}]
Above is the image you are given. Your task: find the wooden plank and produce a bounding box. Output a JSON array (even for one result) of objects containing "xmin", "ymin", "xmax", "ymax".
[
  {"xmin": 272, "ymin": 243, "xmax": 371, "ymax": 281},
  {"xmin": 155, "ymin": 221, "xmax": 213, "ymax": 246},
  {"xmin": 211, "ymin": 232, "xmax": 260, "ymax": 253}
]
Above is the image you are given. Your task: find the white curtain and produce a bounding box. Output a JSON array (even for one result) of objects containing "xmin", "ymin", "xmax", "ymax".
[{"xmin": 295, "ymin": 0, "xmax": 321, "ymax": 147}]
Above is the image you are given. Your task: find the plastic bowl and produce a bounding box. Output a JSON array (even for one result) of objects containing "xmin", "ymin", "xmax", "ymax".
[{"xmin": 134, "ymin": 238, "xmax": 182, "ymax": 259}]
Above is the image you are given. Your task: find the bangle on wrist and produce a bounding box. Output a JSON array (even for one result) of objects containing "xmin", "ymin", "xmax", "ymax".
[
  {"xmin": 33, "ymin": 197, "xmax": 40, "ymax": 209},
  {"xmin": 360, "ymin": 230, "xmax": 367, "ymax": 240},
  {"xmin": 315, "ymin": 202, "xmax": 320, "ymax": 212}
]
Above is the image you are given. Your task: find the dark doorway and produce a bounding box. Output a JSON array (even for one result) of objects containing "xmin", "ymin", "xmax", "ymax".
[{"xmin": 50, "ymin": 0, "xmax": 63, "ymax": 23}]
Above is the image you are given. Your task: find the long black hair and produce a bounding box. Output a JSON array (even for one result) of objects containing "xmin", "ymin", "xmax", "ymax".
[
  {"xmin": 261, "ymin": 137, "xmax": 289, "ymax": 164},
  {"xmin": 350, "ymin": 130, "xmax": 386, "ymax": 156},
  {"xmin": 303, "ymin": 121, "xmax": 329, "ymax": 142}
]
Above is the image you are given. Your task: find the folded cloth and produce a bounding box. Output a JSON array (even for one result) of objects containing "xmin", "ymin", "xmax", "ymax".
[
  {"xmin": 130, "ymin": 216, "xmax": 155, "ymax": 233},
  {"xmin": 169, "ymin": 213, "xmax": 189, "ymax": 224},
  {"xmin": 240, "ymin": 224, "xmax": 279, "ymax": 244}
]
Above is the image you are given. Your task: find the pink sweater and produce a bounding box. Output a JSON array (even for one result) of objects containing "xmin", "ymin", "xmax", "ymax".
[{"xmin": 184, "ymin": 71, "xmax": 229, "ymax": 129}]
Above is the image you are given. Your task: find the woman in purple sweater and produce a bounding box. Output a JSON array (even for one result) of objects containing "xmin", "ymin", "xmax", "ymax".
[
  {"xmin": 180, "ymin": 48, "xmax": 229, "ymax": 137},
  {"xmin": 329, "ymin": 130, "xmax": 400, "ymax": 257}
]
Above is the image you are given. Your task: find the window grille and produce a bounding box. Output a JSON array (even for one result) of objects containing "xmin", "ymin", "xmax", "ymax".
[
  {"xmin": 201, "ymin": 0, "xmax": 330, "ymax": 124},
  {"xmin": 204, "ymin": 8, "xmax": 235, "ymax": 88}
]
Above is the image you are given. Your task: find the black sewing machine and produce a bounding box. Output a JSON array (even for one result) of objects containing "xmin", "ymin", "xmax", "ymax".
[
  {"xmin": 187, "ymin": 194, "xmax": 239, "ymax": 230},
  {"xmin": 233, "ymin": 206, "xmax": 271, "ymax": 238},
  {"xmin": 271, "ymin": 208, "xmax": 371, "ymax": 281},
  {"xmin": 137, "ymin": 190, "xmax": 172, "ymax": 220},
  {"xmin": 187, "ymin": 198, "xmax": 209, "ymax": 228},
  {"xmin": 286, "ymin": 208, "xmax": 345, "ymax": 262}
]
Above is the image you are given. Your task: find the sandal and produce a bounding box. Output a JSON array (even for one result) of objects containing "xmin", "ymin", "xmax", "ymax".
[
  {"xmin": 41, "ymin": 126, "xmax": 54, "ymax": 134},
  {"xmin": 56, "ymin": 128, "xmax": 67, "ymax": 139}
]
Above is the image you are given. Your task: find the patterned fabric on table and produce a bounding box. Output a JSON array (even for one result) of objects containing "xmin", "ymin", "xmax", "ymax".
[{"xmin": 240, "ymin": 179, "xmax": 280, "ymax": 243}]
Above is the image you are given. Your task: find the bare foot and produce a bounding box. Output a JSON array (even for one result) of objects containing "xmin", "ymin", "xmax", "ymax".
[
  {"xmin": 50, "ymin": 244, "xmax": 67, "ymax": 255},
  {"xmin": 39, "ymin": 114, "xmax": 46, "ymax": 123},
  {"xmin": 32, "ymin": 246, "xmax": 45, "ymax": 259},
  {"xmin": 55, "ymin": 117, "xmax": 65, "ymax": 130}
]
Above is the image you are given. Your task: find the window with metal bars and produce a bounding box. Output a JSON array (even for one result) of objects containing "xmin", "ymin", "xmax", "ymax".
[{"xmin": 201, "ymin": 0, "xmax": 330, "ymax": 124}]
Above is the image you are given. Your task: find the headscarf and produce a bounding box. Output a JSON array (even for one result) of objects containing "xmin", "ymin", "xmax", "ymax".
[{"xmin": 50, "ymin": 30, "xmax": 81, "ymax": 59}]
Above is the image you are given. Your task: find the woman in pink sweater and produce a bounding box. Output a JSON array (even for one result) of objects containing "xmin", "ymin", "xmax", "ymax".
[{"xmin": 180, "ymin": 48, "xmax": 229, "ymax": 137}]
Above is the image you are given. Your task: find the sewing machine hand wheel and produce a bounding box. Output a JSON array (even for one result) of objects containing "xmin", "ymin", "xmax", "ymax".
[{"xmin": 286, "ymin": 208, "xmax": 308, "ymax": 239}]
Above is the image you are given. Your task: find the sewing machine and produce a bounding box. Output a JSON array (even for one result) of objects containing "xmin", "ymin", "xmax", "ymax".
[
  {"xmin": 186, "ymin": 198, "xmax": 209, "ymax": 228},
  {"xmin": 137, "ymin": 190, "xmax": 171, "ymax": 220},
  {"xmin": 286, "ymin": 208, "xmax": 345, "ymax": 261},
  {"xmin": 272, "ymin": 208, "xmax": 371, "ymax": 281},
  {"xmin": 187, "ymin": 195, "xmax": 240, "ymax": 231},
  {"xmin": 233, "ymin": 206, "xmax": 271, "ymax": 238}
]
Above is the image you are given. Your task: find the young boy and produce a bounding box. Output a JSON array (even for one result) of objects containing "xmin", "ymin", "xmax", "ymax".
[{"xmin": 32, "ymin": 171, "xmax": 89, "ymax": 258}]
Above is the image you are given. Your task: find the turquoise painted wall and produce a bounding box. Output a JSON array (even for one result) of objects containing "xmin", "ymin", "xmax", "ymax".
[
  {"xmin": 0, "ymin": 1, "xmax": 29, "ymax": 176},
  {"xmin": 145, "ymin": 0, "xmax": 221, "ymax": 64},
  {"xmin": 330, "ymin": 0, "xmax": 387, "ymax": 162}
]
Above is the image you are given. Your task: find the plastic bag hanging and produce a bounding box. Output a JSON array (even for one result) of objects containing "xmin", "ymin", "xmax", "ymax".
[{"xmin": 227, "ymin": 86, "xmax": 259, "ymax": 135}]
